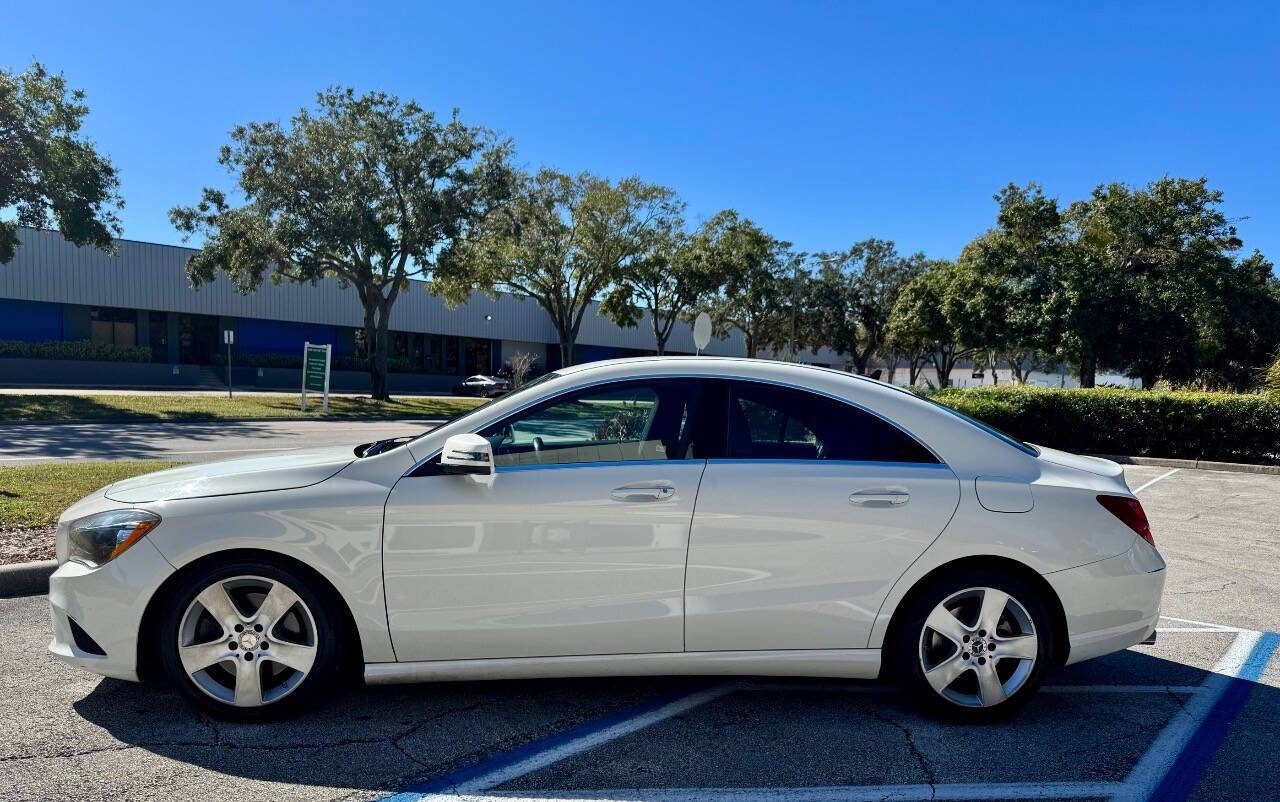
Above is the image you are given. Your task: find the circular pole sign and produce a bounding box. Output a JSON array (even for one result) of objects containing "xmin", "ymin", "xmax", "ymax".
[{"xmin": 693, "ymin": 312, "xmax": 712, "ymax": 353}]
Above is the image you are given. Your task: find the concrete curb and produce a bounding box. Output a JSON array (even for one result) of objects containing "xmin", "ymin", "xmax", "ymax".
[
  {"xmin": 1091, "ymin": 454, "xmax": 1280, "ymax": 476},
  {"xmin": 0, "ymin": 416, "xmax": 452, "ymax": 428},
  {"xmin": 0, "ymin": 559, "xmax": 56, "ymax": 599}
]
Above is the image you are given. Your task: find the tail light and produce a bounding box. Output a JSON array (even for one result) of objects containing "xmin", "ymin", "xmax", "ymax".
[{"xmin": 1097, "ymin": 495, "xmax": 1154, "ymax": 545}]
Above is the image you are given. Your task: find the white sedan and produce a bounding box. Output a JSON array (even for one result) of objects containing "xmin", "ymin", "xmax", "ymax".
[{"xmin": 48, "ymin": 357, "xmax": 1165, "ymax": 721}]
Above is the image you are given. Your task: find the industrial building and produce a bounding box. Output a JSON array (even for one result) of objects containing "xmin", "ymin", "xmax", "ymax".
[{"xmin": 0, "ymin": 227, "xmax": 842, "ymax": 392}]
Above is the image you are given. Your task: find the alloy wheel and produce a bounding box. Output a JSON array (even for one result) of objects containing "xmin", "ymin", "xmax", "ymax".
[
  {"xmin": 918, "ymin": 586, "xmax": 1038, "ymax": 708},
  {"xmin": 177, "ymin": 575, "xmax": 319, "ymax": 707}
]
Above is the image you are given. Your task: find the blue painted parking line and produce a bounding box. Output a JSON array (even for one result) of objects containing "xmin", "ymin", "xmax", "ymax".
[{"xmin": 1146, "ymin": 631, "xmax": 1279, "ymax": 802}]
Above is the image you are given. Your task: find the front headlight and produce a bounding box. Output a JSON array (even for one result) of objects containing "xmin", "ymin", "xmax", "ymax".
[{"xmin": 66, "ymin": 510, "xmax": 161, "ymax": 569}]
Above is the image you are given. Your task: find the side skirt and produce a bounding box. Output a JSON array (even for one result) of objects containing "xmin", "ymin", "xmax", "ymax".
[{"xmin": 364, "ymin": 648, "xmax": 881, "ymax": 685}]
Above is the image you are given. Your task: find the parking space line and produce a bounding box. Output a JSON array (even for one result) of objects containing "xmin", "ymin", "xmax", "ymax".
[
  {"xmin": 743, "ymin": 680, "xmax": 1203, "ymax": 695},
  {"xmin": 1116, "ymin": 629, "xmax": 1273, "ymax": 802},
  {"xmin": 1160, "ymin": 615, "xmax": 1245, "ymax": 632},
  {"xmin": 381, "ymin": 683, "xmax": 738, "ymax": 801},
  {"xmin": 1132, "ymin": 467, "xmax": 1179, "ymax": 493},
  {"xmin": 432, "ymin": 781, "xmax": 1128, "ymax": 800}
]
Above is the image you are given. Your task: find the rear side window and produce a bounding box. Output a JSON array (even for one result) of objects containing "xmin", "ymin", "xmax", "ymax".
[{"xmin": 725, "ymin": 381, "xmax": 938, "ymax": 464}]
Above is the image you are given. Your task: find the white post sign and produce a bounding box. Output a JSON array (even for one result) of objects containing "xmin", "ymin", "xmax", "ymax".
[
  {"xmin": 222, "ymin": 329, "xmax": 235, "ymax": 399},
  {"xmin": 301, "ymin": 342, "xmax": 332, "ymax": 413},
  {"xmin": 693, "ymin": 312, "xmax": 712, "ymax": 356}
]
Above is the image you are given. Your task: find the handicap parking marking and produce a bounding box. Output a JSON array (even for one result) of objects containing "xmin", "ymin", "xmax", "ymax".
[{"xmin": 378, "ymin": 622, "xmax": 1277, "ymax": 802}]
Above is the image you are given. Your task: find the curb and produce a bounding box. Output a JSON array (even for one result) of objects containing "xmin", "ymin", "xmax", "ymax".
[
  {"xmin": 0, "ymin": 416, "xmax": 452, "ymax": 428},
  {"xmin": 1092, "ymin": 454, "xmax": 1280, "ymax": 476},
  {"xmin": 0, "ymin": 559, "xmax": 56, "ymax": 599}
]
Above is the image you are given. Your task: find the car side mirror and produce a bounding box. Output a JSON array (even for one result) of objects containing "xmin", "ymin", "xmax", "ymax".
[{"xmin": 439, "ymin": 433, "xmax": 494, "ymax": 476}]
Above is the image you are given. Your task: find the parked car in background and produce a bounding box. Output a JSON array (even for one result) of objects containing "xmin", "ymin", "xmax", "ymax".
[
  {"xmin": 451, "ymin": 374, "xmax": 511, "ymax": 397},
  {"xmin": 47, "ymin": 357, "xmax": 1165, "ymax": 721}
]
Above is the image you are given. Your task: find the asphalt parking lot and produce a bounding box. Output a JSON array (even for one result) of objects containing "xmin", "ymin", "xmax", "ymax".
[{"xmin": 1, "ymin": 464, "xmax": 1277, "ymax": 801}]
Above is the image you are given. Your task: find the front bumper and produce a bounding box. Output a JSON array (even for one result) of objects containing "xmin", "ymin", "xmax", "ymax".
[
  {"xmin": 48, "ymin": 539, "xmax": 175, "ymax": 682},
  {"xmin": 1044, "ymin": 536, "xmax": 1166, "ymax": 665}
]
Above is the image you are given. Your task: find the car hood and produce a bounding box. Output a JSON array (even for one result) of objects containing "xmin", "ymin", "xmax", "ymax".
[
  {"xmin": 104, "ymin": 446, "xmax": 356, "ymax": 503},
  {"xmin": 1033, "ymin": 445, "xmax": 1124, "ymax": 480}
]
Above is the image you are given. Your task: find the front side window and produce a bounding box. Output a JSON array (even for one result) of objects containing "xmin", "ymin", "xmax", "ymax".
[
  {"xmin": 726, "ymin": 381, "xmax": 937, "ymax": 464},
  {"xmin": 477, "ymin": 379, "xmax": 705, "ymax": 468}
]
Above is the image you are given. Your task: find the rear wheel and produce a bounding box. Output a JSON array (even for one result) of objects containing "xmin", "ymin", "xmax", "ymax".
[
  {"xmin": 157, "ymin": 558, "xmax": 346, "ymax": 720},
  {"xmin": 896, "ymin": 570, "xmax": 1052, "ymax": 721}
]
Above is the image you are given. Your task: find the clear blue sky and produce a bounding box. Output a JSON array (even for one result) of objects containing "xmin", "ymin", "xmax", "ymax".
[{"xmin": 4, "ymin": 1, "xmax": 1277, "ymax": 263}]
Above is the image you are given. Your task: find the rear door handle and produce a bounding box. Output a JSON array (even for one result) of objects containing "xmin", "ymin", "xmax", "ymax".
[
  {"xmin": 850, "ymin": 489, "xmax": 910, "ymax": 507},
  {"xmin": 611, "ymin": 483, "xmax": 676, "ymax": 502}
]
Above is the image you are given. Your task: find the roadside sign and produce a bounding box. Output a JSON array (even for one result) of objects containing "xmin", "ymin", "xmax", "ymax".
[
  {"xmin": 222, "ymin": 330, "xmax": 235, "ymax": 399},
  {"xmin": 693, "ymin": 312, "xmax": 712, "ymax": 354},
  {"xmin": 301, "ymin": 342, "xmax": 332, "ymax": 413}
]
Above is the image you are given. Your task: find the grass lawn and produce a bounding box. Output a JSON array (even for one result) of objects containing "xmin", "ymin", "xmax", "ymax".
[
  {"xmin": 0, "ymin": 460, "xmax": 186, "ymax": 530},
  {"xmin": 0, "ymin": 393, "xmax": 484, "ymax": 423}
]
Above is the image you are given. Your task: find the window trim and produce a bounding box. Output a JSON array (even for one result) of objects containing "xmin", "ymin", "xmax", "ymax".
[{"xmin": 403, "ymin": 372, "xmax": 947, "ymax": 477}]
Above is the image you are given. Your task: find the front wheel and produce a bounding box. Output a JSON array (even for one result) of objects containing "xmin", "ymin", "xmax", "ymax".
[
  {"xmin": 896, "ymin": 570, "xmax": 1052, "ymax": 721},
  {"xmin": 157, "ymin": 558, "xmax": 347, "ymax": 720}
]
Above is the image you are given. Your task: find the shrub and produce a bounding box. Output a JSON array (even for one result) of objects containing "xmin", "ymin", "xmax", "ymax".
[
  {"xmin": 934, "ymin": 385, "xmax": 1280, "ymax": 465},
  {"xmin": 0, "ymin": 339, "xmax": 152, "ymax": 363},
  {"xmin": 1265, "ymin": 350, "xmax": 1280, "ymax": 395}
]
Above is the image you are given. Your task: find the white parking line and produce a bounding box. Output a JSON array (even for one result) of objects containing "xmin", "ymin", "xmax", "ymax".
[
  {"xmin": 434, "ymin": 782, "xmax": 1128, "ymax": 801},
  {"xmin": 388, "ymin": 683, "xmax": 739, "ymax": 800},
  {"xmin": 744, "ymin": 681, "xmax": 1203, "ymax": 695},
  {"xmin": 1132, "ymin": 468, "xmax": 1179, "ymax": 493},
  {"xmin": 1160, "ymin": 615, "xmax": 1245, "ymax": 632}
]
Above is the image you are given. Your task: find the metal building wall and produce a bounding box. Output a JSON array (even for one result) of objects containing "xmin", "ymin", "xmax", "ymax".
[{"xmin": 0, "ymin": 228, "xmax": 845, "ymax": 363}]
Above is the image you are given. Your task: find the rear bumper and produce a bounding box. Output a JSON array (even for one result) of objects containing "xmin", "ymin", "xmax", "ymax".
[
  {"xmin": 47, "ymin": 539, "xmax": 174, "ymax": 682},
  {"xmin": 1044, "ymin": 537, "xmax": 1166, "ymax": 666}
]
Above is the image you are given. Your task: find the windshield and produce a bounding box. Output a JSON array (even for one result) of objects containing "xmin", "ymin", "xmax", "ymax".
[{"xmin": 408, "ymin": 371, "xmax": 562, "ymax": 446}]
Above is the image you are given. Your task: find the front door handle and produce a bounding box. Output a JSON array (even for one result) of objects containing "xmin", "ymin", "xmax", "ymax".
[
  {"xmin": 850, "ymin": 489, "xmax": 910, "ymax": 507},
  {"xmin": 611, "ymin": 483, "xmax": 676, "ymax": 502}
]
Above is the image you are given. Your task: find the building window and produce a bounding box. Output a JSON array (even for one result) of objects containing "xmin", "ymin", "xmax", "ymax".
[
  {"xmin": 444, "ymin": 337, "xmax": 459, "ymax": 375},
  {"xmin": 148, "ymin": 312, "xmax": 168, "ymax": 362},
  {"xmin": 463, "ymin": 337, "xmax": 492, "ymax": 375},
  {"xmin": 89, "ymin": 307, "xmax": 137, "ymax": 348}
]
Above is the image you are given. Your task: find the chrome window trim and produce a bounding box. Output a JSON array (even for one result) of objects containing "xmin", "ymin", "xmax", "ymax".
[{"xmin": 402, "ymin": 372, "xmax": 947, "ymax": 477}]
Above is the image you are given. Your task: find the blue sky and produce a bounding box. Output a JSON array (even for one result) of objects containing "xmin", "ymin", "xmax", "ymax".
[{"xmin": 4, "ymin": 1, "xmax": 1277, "ymax": 263}]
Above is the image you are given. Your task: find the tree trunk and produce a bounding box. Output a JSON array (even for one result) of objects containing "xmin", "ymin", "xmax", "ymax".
[
  {"xmin": 1140, "ymin": 370, "xmax": 1158, "ymax": 390},
  {"xmin": 558, "ymin": 335, "xmax": 574, "ymax": 368},
  {"xmin": 1079, "ymin": 350, "xmax": 1097, "ymax": 388}
]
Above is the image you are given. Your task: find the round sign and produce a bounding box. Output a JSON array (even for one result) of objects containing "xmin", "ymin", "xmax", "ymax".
[{"xmin": 693, "ymin": 312, "xmax": 712, "ymax": 351}]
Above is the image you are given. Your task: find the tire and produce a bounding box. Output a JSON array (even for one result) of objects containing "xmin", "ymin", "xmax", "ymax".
[
  {"xmin": 156, "ymin": 557, "xmax": 348, "ymax": 721},
  {"xmin": 895, "ymin": 569, "xmax": 1053, "ymax": 722}
]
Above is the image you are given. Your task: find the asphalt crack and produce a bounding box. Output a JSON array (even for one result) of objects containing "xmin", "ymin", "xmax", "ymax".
[
  {"xmin": 1167, "ymin": 580, "xmax": 1237, "ymax": 596},
  {"xmin": 869, "ymin": 711, "xmax": 936, "ymax": 800}
]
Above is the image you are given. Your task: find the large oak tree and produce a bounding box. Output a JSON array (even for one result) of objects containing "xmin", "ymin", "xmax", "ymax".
[
  {"xmin": 170, "ymin": 88, "xmax": 514, "ymax": 399},
  {"xmin": 1, "ymin": 62, "xmax": 122, "ymax": 264},
  {"xmin": 433, "ymin": 169, "xmax": 679, "ymax": 367}
]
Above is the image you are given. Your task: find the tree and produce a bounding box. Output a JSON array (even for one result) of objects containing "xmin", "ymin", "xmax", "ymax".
[
  {"xmin": 1192, "ymin": 250, "xmax": 1280, "ymax": 391},
  {"xmin": 170, "ymin": 88, "xmax": 514, "ymax": 400},
  {"xmin": 435, "ymin": 169, "xmax": 678, "ymax": 367},
  {"xmin": 504, "ymin": 351, "xmax": 538, "ymax": 389},
  {"xmin": 1, "ymin": 62, "xmax": 122, "ymax": 264},
  {"xmin": 886, "ymin": 259, "xmax": 980, "ymax": 388},
  {"xmin": 696, "ymin": 211, "xmax": 799, "ymax": 358},
  {"xmin": 598, "ymin": 198, "xmax": 722, "ymax": 355},
  {"xmin": 804, "ymin": 239, "xmax": 926, "ymax": 374},
  {"xmin": 1066, "ymin": 177, "xmax": 1252, "ymax": 389}
]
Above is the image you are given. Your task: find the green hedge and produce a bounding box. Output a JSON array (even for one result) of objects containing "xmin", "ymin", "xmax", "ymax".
[
  {"xmin": 0, "ymin": 339, "xmax": 152, "ymax": 363},
  {"xmin": 934, "ymin": 385, "xmax": 1280, "ymax": 465}
]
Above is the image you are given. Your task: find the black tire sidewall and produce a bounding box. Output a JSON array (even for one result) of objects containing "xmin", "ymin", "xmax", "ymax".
[
  {"xmin": 156, "ymin": 557, "xmax": 344, "ymax": 721},
  {"xmin": 896, "ymin": 569, "xmax": 1053, "ymax": 722}
]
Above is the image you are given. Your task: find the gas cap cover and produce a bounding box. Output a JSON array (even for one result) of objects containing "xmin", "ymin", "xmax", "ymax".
[{"xmin": 975, "ymin": 476, "xmax": 1034, "ymax": 513}]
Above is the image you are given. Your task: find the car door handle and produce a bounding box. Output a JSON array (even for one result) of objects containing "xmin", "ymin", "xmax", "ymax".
[
  {"xmin": 849, "ymin": 489, "xmax": 910, "ymax": 507},
  {"xmin": 611, "ymin": 484, "xmax": 676, "ymax": 502}
]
